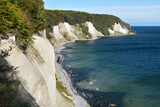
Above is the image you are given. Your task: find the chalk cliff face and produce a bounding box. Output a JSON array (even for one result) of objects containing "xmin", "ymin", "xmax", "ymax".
[
  {"xmin": 53, "ymin": 26, "xmax": 66, "ymax": 42},
  {"xmin": 85, "ymin": 22, "xmax": 104, "ymax": 38},
  {"xmin": 108, "ymin": 23, "xmax": 129, "ymax": 35},
  {"xmin": 1, "ymin": 35, "xmax": 56, "ymax": 107},
  {"xmin": 0, "ymin": 21, "xmax": 133, "ymax": 107},
  {"xmin": 50, "ymin": 22, "xmax": 131, "ymax": 46},
  {"xmin": 0, "ymin": 1, "xmax": 134, "ymax": 106},
  {"xmin": 58, "ymin": 22, "xmax": 78, "ymax": 40},
  {"xmin": 49, "ymin": 21, "xmax": 126, "ymax": 47},
  {"xmin": 26, "ymin": 34, "xmax": 57, "ymax": 107}
]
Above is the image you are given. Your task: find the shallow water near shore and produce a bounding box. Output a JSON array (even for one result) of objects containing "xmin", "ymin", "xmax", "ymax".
[{"xmin": 61, "ymin": 26, "xmax": 160, "ymax": 107}]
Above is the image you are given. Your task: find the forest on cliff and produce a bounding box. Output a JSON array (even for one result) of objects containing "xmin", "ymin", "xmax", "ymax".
[
  {"xmin": 0, "ymin": 0, "xmax": 131, "ymax": 49},
  {"xmin": 45, "ymin": 10, "xmax": 131, "ymax": 35}
]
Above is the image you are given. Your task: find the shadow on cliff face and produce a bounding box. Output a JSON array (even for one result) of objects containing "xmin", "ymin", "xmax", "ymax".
[{"xmin": 0, "ymin": 55, "xmax": 38, "ymax": 107}]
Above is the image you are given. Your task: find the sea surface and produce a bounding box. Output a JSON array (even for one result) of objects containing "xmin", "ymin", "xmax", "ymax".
[{"xmin": 61, "ymin": 26, "xmax": 160, "ymax": 107}]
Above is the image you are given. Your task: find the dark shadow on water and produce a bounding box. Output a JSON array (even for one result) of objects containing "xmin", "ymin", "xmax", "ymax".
[
  {"xmin": 63, "ymin": 66, "xmax": 128, "ymax": 107},
  {"xmin": 78, "ymin": 89, "xmax": 127, "ymax": 107},
  {"xmin": 63, "ymin": 66, "xmax": 97, "ymax": 82}
]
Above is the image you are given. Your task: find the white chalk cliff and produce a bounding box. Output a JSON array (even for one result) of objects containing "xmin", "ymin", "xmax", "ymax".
[
  {"xmin": 85, "ymin": 22, "xmax": 104, "ymax": 38},
  {"xmin": 58, "ymin": 22, "xmax": 78, "ymax": 40},
  {"xmin": 0, "ymin": 21, "xmax": 133, "ymax": 107},
  {"xmin": 0, "ymin": 36, "xmax": 56, "ymax": 107},
  {"xmin": 50, "ymin": 22, "xmax": 131, "ymax": 46},
  {"xmin": 53, "ymin": 25, "xmax": 66, "ymax": 42},
  {"xmin": 27, "ymin": 34, "xmax": 57, "ymax": 107},
  {"xmin": 108, "ymin": 23, "xmax": 129, "ymax": 35}
]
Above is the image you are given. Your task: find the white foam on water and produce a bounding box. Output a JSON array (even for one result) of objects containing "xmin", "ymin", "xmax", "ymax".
[{"xmin": 82, "ymin": 92, "xmax": 88, "ymax": 98}]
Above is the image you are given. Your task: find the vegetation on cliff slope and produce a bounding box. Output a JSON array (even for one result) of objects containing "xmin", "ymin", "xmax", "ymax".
[
  {"xmin": 55, "ymin": 75, "xmax": 71, "ymax": 96},
  {"xmin": 0, "ymin": 56, "xmax": 31, "ymax": 107},
  {"xmin": 0, "ymin": 0, "xmax": 45, "ymax": 106},
  {"xmin": 45, "ymin": 10, "xmax": 131, "ymax": 35},
  {"xmin": 0, "ymin": 0, "xmax": 46, "ymax": 49},
  {"xmin": 0, "ymin": 0, "xmax": 132, "ymax": 48},
  {"xmin": 0, "ymin": 1, "xmax": 133, "ymax": 106}
]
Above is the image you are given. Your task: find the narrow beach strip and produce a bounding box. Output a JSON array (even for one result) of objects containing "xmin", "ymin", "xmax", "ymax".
[{"xmin": 55, "ymin": 42, "xmax": 90, "ymax": 107}]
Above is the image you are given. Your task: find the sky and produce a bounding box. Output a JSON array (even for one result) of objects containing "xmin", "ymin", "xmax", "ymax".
[{"xmin": 43, "ymin": 0, "xmax": 160, "ymax": 26}]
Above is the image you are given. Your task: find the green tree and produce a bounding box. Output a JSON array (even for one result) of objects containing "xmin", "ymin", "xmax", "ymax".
[
  {"xmin": 0, "ymin": 0, "xmax": 46, "ymax": 49},
  {"xmin": 34, "ymin": 5, "xmax": 46, "ymax": 31}
]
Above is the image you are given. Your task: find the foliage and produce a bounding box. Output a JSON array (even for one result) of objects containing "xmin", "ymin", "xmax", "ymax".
[
  {"xmin": 63, "ymin": 32, "xmax": 71, "ymax": 41},
  {"xmin": 45, "ymin": 10, "xmax": 131, "ymax": 35},
  {"xmin": 0, "ymin": 0, "xmax": 28, "ymax": 34},
  {"xmin": 79, "ymin": 24, "xmax": 89, "ymax": 35},
  {"xmin": 0, "ymin": 0, "xmax": 131, "ymax": 49},
  {"xmin": 46, "ymin": 33, "xmax": 52, "ymax": 40},
  {"xmin": 0, "ymin": 0, "xmax": 46, "ymax": 49},
  {"xmin": 129, "ymin": 30, "xmax": 136, "ymax": 34},
  {"xmin": 56, "ymin": 75, "xmax": 71, "ymax": 96},
  {"xmin": 17, "ymin": 0, "xmax": 46, "ymax": 32}
]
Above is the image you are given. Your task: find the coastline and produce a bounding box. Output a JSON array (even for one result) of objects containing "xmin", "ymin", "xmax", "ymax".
[
  {"xmin": 55, "ymin": 42, "xmax": 90, "ymax": 107},
  {"xmin": 54, "ymin": 34, "xmax": 135, "ymax": 107},
  {"xmin": 55, "ymin": 37, "xmax": 124, "ymax": 107}
]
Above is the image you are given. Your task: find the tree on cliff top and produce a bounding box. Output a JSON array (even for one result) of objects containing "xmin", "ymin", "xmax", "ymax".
[{"xmin": 0, "ymin": 0, "xmax": 46, "ymax": 49}]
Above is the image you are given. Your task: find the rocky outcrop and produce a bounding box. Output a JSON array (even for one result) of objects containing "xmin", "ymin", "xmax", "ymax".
[
  {"xmin": 49, "ymin": 22, "xmax": 132, "ymax": 47},
  {"xmin": 108, "ymin": 23, "xmax": 129, "ymax": 35},
  {"xmin": 58, "ymin": 22, "xmax": 78, "ymax": 40},
  {"xmin": 53, "ymin": 25, "xmax": 66, "ymax": 42},
  {"xmin": 85, "ymin": 22, "xmax": 104, "ymax": 38}
]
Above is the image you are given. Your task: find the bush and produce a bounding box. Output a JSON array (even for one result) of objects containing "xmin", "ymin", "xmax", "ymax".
[
  {"xmin": 0, "ymin": 0, "xmax": 46, "ymax": 50},
  {"xmin": 129, "ymin": 30, "xmax": 136, "ymax": 34},
  {"xmin": 80, "ymin": 24, "xmax": 89, "ymax": 35},
  {"xmin": 46, "ymin": 33, "xmax": 52, "ymax": 40},
  {"xmin": 56, "ymin": 75, "xmax": 71, "ymax": 96}
]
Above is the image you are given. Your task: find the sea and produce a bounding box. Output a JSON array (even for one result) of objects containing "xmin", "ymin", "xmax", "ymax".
[{"xmin": 61, "ymin": 26, "xmax": 160, "ymax": 107}]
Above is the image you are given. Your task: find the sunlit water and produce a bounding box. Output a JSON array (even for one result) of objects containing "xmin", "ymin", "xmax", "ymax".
[{"xmin": 61, "ymin": 26, "xmax": 160, "ymax": 107}]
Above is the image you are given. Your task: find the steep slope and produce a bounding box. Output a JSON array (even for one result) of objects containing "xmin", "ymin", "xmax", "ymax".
[
  {"xmin": 53, "ymin": 26, "xmax": 66, "ymax": 42},
  {"xmin": 45, "ymin": 10, "xmax": 134, "ymax": 36},
  {"xmin": 1, "ymin": 1, "xmax": 135, "ymax": 107},
  {"xmin": 108, "ymin": 23, "xmax": 129, "ymax": 35},
  {"xmin": 45, "ymin": 21, "xmax": 131, "ymax": 47},
  {"xmin": 26, "ymin": 34, "xmax": 57, "ymax": 107},
  {"xmin": 59, "ymin": 22, "xmax": 78, "ymax": 40},
  {"xmin": 0, "ymin": 32, "xmax": 88, "ymax": 107},
  {"xmin": 0, "ymin": 36, "xmax": 52, "ymax": 106},
  {"xmin": 85, "ymin": 22, "xmax": 104, "ymax": 38}
]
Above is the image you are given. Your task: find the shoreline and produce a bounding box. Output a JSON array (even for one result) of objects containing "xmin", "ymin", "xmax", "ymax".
[
  {"xmin": 54, "ymin": 34, "xmax": 135, "ymax": 107},
  {"xmin": 55, "ymin": 42, "xmax": 90, "ymax": 107}
]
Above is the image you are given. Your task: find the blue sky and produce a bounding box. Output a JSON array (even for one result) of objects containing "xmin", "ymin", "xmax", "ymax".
[{"xmin": 43, "ymin": 0, "xmax": 160, "ymax": 26}]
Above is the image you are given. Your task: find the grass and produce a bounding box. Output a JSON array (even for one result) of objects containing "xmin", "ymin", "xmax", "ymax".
[
  {"xmin": 63, "ymin": 33, "xmax": 72, "ymax": 41},
  {"xmin": 27, "ymin": 45, "xmax": 45, "ymax": 64},
  {"xmin": 56, "ymin": 75, "xmax": 71, "ymax": 97},
  {"xmin": 129, "ymin": 30, "xmax": 136, "ymax": 34}
]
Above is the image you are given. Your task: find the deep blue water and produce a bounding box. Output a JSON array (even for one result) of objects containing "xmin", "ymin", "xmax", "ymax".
[{"xmin": 62, "ymin": 26, "xmax": 160, "ymax": 107}]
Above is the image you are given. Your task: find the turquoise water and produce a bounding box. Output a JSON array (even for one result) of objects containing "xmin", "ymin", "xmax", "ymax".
[{"xmin": 61, "ymin": 26, "xmax": 160, "ymax": 107}]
